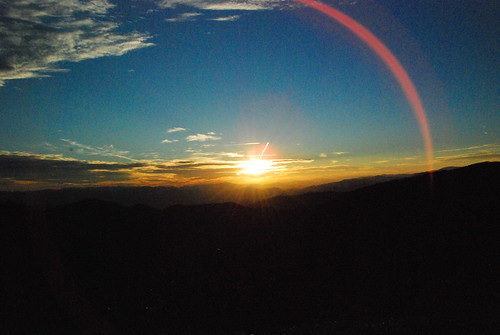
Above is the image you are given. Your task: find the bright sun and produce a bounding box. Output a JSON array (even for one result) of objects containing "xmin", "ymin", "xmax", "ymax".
[{"xmin": 238, "ymin": 159, "xmax": 273, "ymax": 176}]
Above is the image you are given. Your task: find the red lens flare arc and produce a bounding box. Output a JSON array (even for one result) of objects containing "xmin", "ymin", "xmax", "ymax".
[{"xmin": 295, "ymin": 0, "xmax": 434, "ymax": 171}]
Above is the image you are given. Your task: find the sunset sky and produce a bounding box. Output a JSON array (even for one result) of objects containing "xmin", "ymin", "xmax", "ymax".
[{"xmin": 0, "ymin": 0, "xmax": 498, "ymax": 191}]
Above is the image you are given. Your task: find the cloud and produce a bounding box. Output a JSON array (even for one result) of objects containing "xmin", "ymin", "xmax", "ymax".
[
  {"xmin": 319, "ymin": 153, "xmax": 327, "ymax": 158},
  {"xmin": 0, "ymin": 148, "xmax": 330, "ymax": 191},
  {"xmin": 161, "ymin": 139, "xmax": 179, "ymax": 143},
  {"xmin": 188, "ymin": 151, "xmax": 245, "ymax": 159},
  {"xmin": 434, "ymin": 143, "xmax": 500, "ymax": 163},
  {"xmin": 332, "ymin": 151, "xmax": 349, "ymax": 155},
  {"xmin": 210, "ymin": 15, "xmax": 241, "ymax": 21},
  {"xmin": 273, "ymin": 158, "xmax": 314, "ymax": 164},
  {"xmin": 167, "ymin": 127, "xmax": 187, "ymax": 133},
  {"xmin": 0, "ymin": 150, "xmax": 238, "ymax": 190},
  {"xmin": 165, "ymin": 12, "xmax": 203, "ymax": 22},
  {"xmin": 0, "ymin": 0, "xmax": 154, "ymax": 86},
  {"xmin": 61, "ymin": 138, "xmax": 137, "ymax": 161},
  {"xmin": 435, "ymin": 152, "xmax": 500, "ymax": 163},
  {"xmin": 156, "ymin": 0, "xmax": 288, "ymax": 10},
  {"xmin": 436, "ymin": 144, "xmax": 500, "ymax": 153},
  {"xmin": 151, "ymin": 161, "xmax": 235, "ymax": 171},
  {"xmin": 0, "ymin": 151, "xmax": 142, "ymax": 186},
  {"xmin": 186, "ymin": 133, "xmax": 222, "ymax": 142}
]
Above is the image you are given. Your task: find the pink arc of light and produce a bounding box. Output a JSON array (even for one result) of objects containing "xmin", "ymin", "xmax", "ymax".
[{"xmin": 295, "ymin": 0, "xmax": 434, "ymax": 171}]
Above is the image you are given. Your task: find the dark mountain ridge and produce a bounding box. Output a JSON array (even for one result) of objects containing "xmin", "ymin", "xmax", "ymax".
[
  {"xmin": 0, "ymin": 164, "xmax": 465, "ymax": 209},
  {"xmin": 2, "ymin": 161, "xmax": 499, "ymax": 334},
  {"xmin": 0, "ymin": 170, "xmax": 421, "ymax": 209},
  {"xmin": 291, "ymin": 172, "xmax": 415, "ymax": 195},
  {"xmin": 0, "ymin": 182, "xmax": 285, "ymax": 209}
]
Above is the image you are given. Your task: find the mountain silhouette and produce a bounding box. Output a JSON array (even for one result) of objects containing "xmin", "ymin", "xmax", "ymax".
[
  {"xmin": 2, "ymin": 162, "xmax": 499, "ymax": 334},
  {"xmin": 0, "ymin": 172, "xmax": 422, "ymax": 209},
  {"xmin": 291, "ymin": 173, "xmax": 415, "ymax": 195},
  {"xmin": 0, "ymin": 183, "xmax": 285, "ymax": 209}
]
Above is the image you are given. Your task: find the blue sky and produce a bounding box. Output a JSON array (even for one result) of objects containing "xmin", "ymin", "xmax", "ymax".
[{"xmin": 0, "ymin": 0, "xmax": 498, "ymax": 190}]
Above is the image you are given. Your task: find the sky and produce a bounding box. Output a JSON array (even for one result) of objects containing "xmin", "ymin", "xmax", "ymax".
[{"xmin": 0, "ymin": 0, "xmax": 498, "ymax": 191}]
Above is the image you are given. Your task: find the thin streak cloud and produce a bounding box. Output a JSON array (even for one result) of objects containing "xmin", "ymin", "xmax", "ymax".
[
  {"xmin": 210, "ymin": 15, "xmax": 241, "ymax": 22},
  {"xmin": 186, "ymin": 133, "xmax": 222, "ymax": 142},
  {"xmin": 165, "ymin": 12, "xmax": 203, "ymax": 22},
  {"xmin": 61, "ymin": 139, "xmax": 138, "ymax": 162},
  {"xmin": 436, "ymin": 144, "xmax": 500, "ymax": 153},
  {"xmin": 156, "ymin": 0, "xmax": 288, "ymax": 10}
]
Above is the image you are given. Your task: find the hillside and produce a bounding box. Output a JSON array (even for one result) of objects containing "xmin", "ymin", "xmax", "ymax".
[{"xmin": 2, "ymin": 162, "xmax": 499, "ymax": 334}]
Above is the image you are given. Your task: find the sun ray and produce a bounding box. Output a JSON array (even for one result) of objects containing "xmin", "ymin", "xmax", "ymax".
[{"xmin": 238, "ymin": 158, "xmax": 274, "ymax": 176}]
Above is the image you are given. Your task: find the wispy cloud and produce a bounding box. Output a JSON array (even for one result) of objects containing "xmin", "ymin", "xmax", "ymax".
[
  {"xmin": 436, "ymin": 152, "xmax": 500, "ymax": 163},
  {"xmin": 319, "ymin": 153, "xmax": 327, "ymax": 158},
  {"xmin": 434, "ymin": 143, "xmax": 500, "ymax": 163},
  {"xmin": 332, "ymin": 151, "xmax": 349, "ymax": 155},
  {"xmin": 234, "ymin": 142, "xmax": 261, "ymax": 146},
  {"xmin": 165, "ymin": 12, "xmax": 203, "ymax": 22},
  {"xmin": 186, "ymin": 133, "xmax": 222, "ymax": 142},
  {"xmin": 156, "ymin": 0, "xmax": 288, "ymax": 10},
  {"xmin": 61, "ymin": 138, "xmax": 137, "ymax": 162},
  {"xmin": 167, "ymin": 127, "xmax": 187, "ymax": 133},
  {"xmin": 210, "ymin": 15, "xmax": 241, "ymax": 21},
  {"xmin": 0, "ymin": 0, "xmax": 154, "ymax": 86},
  {"xmin": 161, "ymin": 139, "xmax": 179, "ymax": 143},
  {"xmin": 187, "ymin": 151, "xmax": 245, "ymax": 161},
  {"xmin": 436, "ymin": 144, "xmax": 500, "ymax": 153}
]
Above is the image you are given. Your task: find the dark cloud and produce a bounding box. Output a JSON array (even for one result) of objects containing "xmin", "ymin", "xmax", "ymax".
[
  {"xmin": 0, "ymin": 0, "xmax": 154, "ymax": 86},
  {"xmin": 0, "ymin": 55, "xmax": 13, "ymax": 70},
  {"xmin": 150, "ymin": 161, "xmax": 236, "ymax": 172},
  {"xmin": 0, "ymin": 154, "xmax": 142, "ymax": 184},
  {"xmin": 0, "ymin": 152, "xmax": 238, "ymax": 189}
]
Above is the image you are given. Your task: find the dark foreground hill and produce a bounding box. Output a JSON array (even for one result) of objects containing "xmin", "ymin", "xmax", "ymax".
[{"xmin": 2, "ymin": 162, "xmax": 499, "ymax": 334}]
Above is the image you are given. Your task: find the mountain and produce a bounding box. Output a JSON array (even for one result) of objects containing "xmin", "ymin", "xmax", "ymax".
[
  {"xmin": 292, "ymin": 173, "xmax": 414, "ymax": 194},
  {"xmin": 2, "ymin": 161, "xmax": 499, "ymax": 334},
  {"xmin": 0, "ymin": 182, "xmax": 285, "ymax": 209},
  {"xmin": 0, "ymin": 172, "xmax": 420, "ymax": 209}
]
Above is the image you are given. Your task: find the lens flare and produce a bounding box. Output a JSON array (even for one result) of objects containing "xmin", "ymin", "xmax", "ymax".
[{"xmin": 295, "ymin": 0, "xmax": 434, "ymax": 171}]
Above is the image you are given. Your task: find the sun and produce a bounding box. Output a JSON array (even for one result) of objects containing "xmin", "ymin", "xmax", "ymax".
[{"xmin": 238, "ymin": 159, "xmax": 274, "ymax": 176}]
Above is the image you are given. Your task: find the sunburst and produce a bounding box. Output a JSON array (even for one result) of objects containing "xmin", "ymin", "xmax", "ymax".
[{"xmin": 238, "ymin": 158, "xmax": 274, "ymax": 176}]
